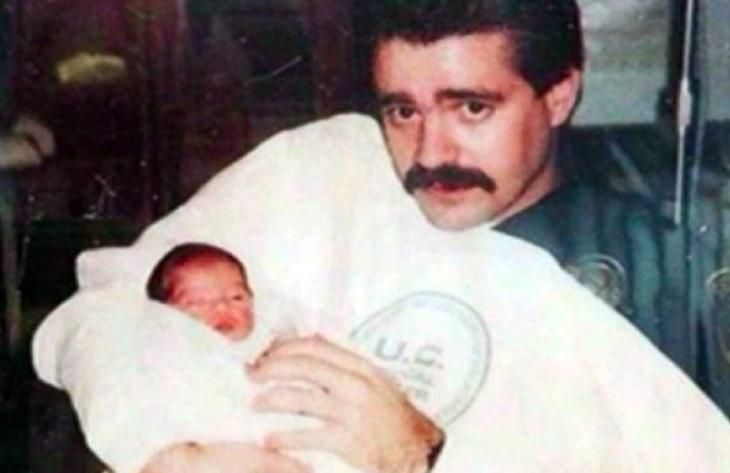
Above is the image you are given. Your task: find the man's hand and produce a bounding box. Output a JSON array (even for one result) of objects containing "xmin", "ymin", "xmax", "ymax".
[
  {"xmin": 248, "ymin": 335, "xmax": 444, "ymax": 473},
  {"xmin": 141, "ymin": 441, "xmax": 311, "ymax": 473}
]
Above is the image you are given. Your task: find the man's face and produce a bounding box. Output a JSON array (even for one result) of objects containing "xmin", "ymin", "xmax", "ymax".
[
  {"xmin": 373, "ymin": 32, "xmax": 580, "ymax": 230},
  {"xmin": 169, "ymin": 260, "xmax": 255, "ymax": 342}
]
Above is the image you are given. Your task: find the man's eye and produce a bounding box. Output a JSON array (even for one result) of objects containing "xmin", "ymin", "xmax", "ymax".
[
  {"xmin": 383, "ymin": 105, "xmax": 418, "ymax": 124},
  {"xmin": 461, "ymin": 101, "xmax": 492, "ymax": 120},
  {"xmin": 396, "ymin": 106, "xmax": 416, "ymax": 119}
]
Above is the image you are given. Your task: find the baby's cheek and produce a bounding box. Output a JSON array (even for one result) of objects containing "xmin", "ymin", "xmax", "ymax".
[
  {"xmin": 240, "ymin": 306, "xmax": 254, "ymax": 323},
  {"xmin": 202, "ymin": 313, "xmax": 223, "ymax": 327},
  {"xmin": 185, "ymin": 308, "xmax": 220, "ymax": 327}
]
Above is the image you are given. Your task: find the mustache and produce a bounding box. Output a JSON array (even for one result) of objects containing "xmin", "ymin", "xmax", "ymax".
[{"xmin": 403, "ymin": 163, "xmax": 497, "ymax": 194}]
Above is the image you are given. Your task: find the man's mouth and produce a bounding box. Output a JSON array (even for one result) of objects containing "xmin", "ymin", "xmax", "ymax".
[{"xmin": 428, "ymin": 181, "xmax": 476, "ymax": 193}]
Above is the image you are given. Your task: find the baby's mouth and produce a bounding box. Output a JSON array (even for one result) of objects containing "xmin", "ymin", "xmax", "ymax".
[{"xmin": 214, "ymin": 320, "xmax": 239, "ymax": 333}]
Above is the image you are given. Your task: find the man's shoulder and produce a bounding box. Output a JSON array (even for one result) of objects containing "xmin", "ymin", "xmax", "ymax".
[
  {"xmin": 499, "ymin": 183, "xmax": 666, "ymax": 229},
  {"xmin": 194, "ymin": 112, "xmax": 393, "ymax": 198},
  {"xmin": 231, "ymin": 112, "xmax": 384, "ymax": 170},
  {"xmin": 545, "ymin": 183, "xmax": 662, "ymax": 218},
  {"xmin": 495, "ymin": 182, "xmax": 671, "ymax": 266},
  {"xmin": 502, "ymin": 182, "xmax": 669, "ymax": 232}
]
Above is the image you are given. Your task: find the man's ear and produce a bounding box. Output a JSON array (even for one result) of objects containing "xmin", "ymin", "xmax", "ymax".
[{"xmin": 545, "ymin": 68, "xmax": 583, "ymax": 127}]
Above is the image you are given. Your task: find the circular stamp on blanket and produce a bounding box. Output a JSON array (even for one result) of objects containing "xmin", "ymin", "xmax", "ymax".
[{"xmin": 350, "ymin": 292, "xmax": 490, "ymax": 425}]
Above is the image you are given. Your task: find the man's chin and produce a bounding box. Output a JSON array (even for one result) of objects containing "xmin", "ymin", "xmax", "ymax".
[{"xmin": 417, "ymin": 201, "xmax": 497, "ymax": 231}]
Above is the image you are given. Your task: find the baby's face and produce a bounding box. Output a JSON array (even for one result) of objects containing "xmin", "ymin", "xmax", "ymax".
[{"xmin": 168, "ymin": 260, "xmax": 254, "ymax": 341}]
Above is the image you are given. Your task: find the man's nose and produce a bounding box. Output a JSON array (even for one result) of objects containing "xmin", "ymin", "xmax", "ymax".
[{"xmin": 414, "ymin": 115, "xmax": 456, "ymax": 168}]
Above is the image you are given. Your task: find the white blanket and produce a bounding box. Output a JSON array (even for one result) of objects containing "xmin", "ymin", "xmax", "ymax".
[
  {"xmin": 33, "ymin": 114, "xmax": 730, "ymax": 473},
  {"xmin": 140, "ymin": 301, "xmax": 355, "ymax": 473}
]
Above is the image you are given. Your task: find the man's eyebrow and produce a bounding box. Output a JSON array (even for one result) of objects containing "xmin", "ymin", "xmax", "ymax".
[
  {"xmin": 376, "ymin": 92, "xmax": 413, "ymax": 107},
  {"xmin": 375, "ymin": 89, "xmax": 505, "ymax": 108},
  {"xmin": 436, "ymin": 88, "xmax": 505, "ymax": 103}
]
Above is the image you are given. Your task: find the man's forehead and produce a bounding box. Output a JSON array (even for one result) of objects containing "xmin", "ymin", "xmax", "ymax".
[
  {"xmin": 373, "ymin": 32, "xmax": 523, "ymax": 99},
  {"xmin": 374, "ymin": 30, "xmax": 516, "ymax": 63},
  {"xmin": 374, "ymin": 32, "xmax": 516, "ymax": 74}
]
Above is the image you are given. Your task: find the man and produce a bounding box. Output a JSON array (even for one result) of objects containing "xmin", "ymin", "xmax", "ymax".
[
  {"xmin": 32, "ymin": 2, "xmax": 730, "ymax": 473},
  {"xmin": 368, "ymin": 0, "xmax": 683, "ymax": 370}
]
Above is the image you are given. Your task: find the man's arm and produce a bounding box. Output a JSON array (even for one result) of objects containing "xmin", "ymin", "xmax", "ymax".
[{"xmin": 248, "ymin": 335, "xmax": 445, "ymax": 473}]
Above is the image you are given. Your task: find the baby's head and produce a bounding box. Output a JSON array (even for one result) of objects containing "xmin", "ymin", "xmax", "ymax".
[{"xmin": 147, "ymin": 243, "xmax": 255, "ymax": 341}]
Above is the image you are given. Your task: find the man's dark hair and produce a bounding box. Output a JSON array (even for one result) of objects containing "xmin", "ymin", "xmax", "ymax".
[
  {"xmin": 367, "ymin": 0, "xmax": 584, "ymax": 95},
  {"xmin": 146, "ymin": 243, "xmax": 251, "ymax": 302}
]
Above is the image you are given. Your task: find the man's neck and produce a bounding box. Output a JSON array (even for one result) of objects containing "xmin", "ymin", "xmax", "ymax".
[{"xmin": 493, "ymin": 161, "xmax": 563, "ymax": 226}]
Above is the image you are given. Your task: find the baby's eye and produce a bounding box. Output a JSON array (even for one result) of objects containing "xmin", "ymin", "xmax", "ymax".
[
  {"xmin": 181, "ymin": 299, "xmax": 207, "ymax": 308},
  {"xmin": 229, "ymin": 293, "xmax": 250, "ymax": 304}
]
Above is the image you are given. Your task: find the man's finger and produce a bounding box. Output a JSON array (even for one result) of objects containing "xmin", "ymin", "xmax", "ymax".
[
  {"xmin": 250, "ymin": 353, "xmax": 367, "ymax": 400},
  {"xmin": 261, "ymin": 336, "xmax": 390, "ymax": 388},
  {"xmin": 251, "ymin": 384, "xmax": 340, "ymax": 422}
]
